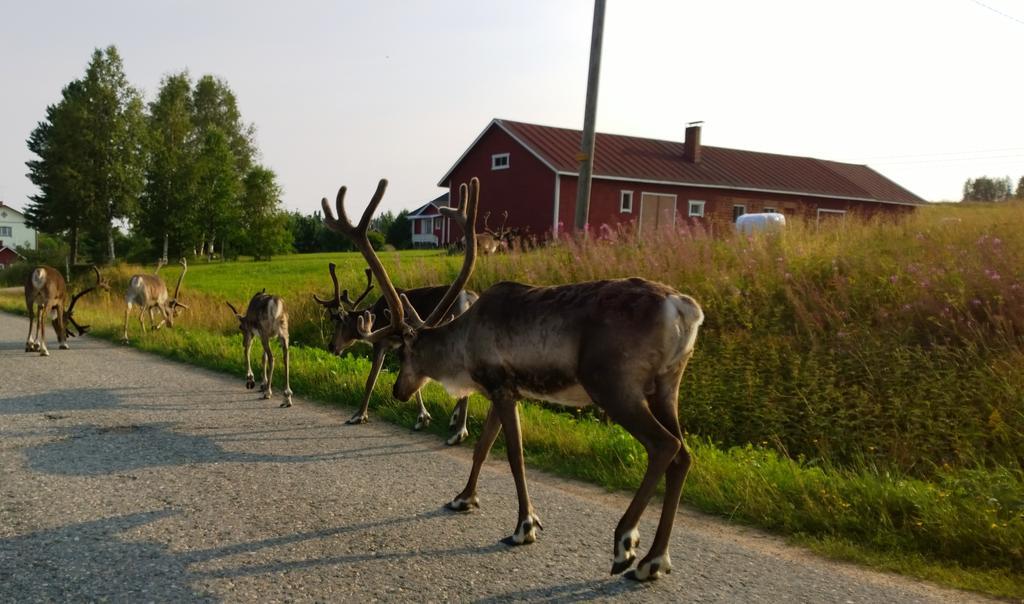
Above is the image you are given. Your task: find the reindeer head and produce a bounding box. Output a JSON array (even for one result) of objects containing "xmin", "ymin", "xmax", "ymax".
[
  {"xmin": 321, "ymin": 177, "xmax": 479, "ymax": 401},
  {"xmin": 313, "ymin": 264, "xmax": 374, "ymax": 355},
  {"xmin": 63, "ymin": 266, "xmax": 110, "ymax": 337}
]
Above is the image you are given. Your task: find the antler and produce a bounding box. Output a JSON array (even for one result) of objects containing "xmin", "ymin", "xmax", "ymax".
[
  {"xmin": 226, "ymin": 301, "xmax": 243, "ymax": 318},
  {"xmin": 498, "ymin": 210, "xmax": 510, "ymax": 237},
  {"xmin": 65, "ymin": 266, "xmax": 107, "ymax": 336},
  {"xmin": 340, "ymin": 268, "xmax": 374, "ymax": 310},
  {"xmin": 420, "ymin": 178, "xmax": 479, "ymax": 327},
  {"xmin": 321, "ymin": 179, "xmax": 404, "ymax": 339},
  {"xmin": 171, "ymin": 257, "xmax": 188, "ymax": 308},
  {"xmin": 312, "ymin": 262, "xmax": 342, "ymax": 308},
  {"xmin": 154, "ymin": 258, "xmax": 167, "ymax": 274}
]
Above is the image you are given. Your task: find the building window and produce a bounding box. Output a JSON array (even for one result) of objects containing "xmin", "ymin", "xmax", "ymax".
[
  {"xmin": 619, "ymin": 191, "xmax": 633, "ymax": 213},
  {"xmin": 688, "ymin": 200, "xmax": 705, "ymax": 218},
  {"xmin": 817, "ymin": 208, "xmax": 846, "ymax": 223},
  {"xmin": 763, "ymin": 207, "xmax": 777, "ymax": 214},
  {"xmin": 491, "ymin": 153, "xmax": 510, "ymax": 170},
  {"xmin": 732, "ymin": 204, "xmax": 746, "ymax": 222},
  {"xmin": 0, "ymin": 226, "xmax": 11, "ymax": 237}
]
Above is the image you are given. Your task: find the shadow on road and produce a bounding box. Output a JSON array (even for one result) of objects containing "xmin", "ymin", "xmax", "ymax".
[
  {"xmin": 0, "ymin": 510, "xmax": 214, "ymax": 603},
  {"xmin": 0, "ymin": 388, "xmax": 125, "ymax": 415},
  {"xmin": 24, "ymin": 422, "xmax": 433, "ymax": 476}
]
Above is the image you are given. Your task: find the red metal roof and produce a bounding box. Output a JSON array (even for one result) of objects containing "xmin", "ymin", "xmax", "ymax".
[{"xmin": 491, "ymin": 119, "xmax": 923, "ymax": 205}]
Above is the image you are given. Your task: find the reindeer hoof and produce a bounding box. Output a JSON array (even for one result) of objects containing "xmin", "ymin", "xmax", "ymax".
[
  {"xmin": 261, "ymin": 391, "xmax": 272, "ymax": 400},
  {"xmin": 413, "ymin": 415, "xmax": 431, "ymax": 430},
  {"xmin": 59, "ymin": 343, "xmax": 70, "ymax": 350},
  {"xmin": 25, "ymin": 344, "xmax": 34, "ymax": 353},
  {"xmin": 611, "ymin": 528, "xmax": 640, "ymax": 575},
  {"xmin": 280, "ymin": 400, "xmax": 292, "ymax": 408},
  {"xmin": 39, "ymin": 349, "xmax": 50, "ymax": 357},
  {"xmin": 345, "ymin": 414, "xmax": 369, "ymax": 425},
  {"xmin": 628, "ymin": 554, "xmax": 672, "ymax": 582},
  {"xmin": 446, "ymin": 495, "xmax": 479, "ymax": 512},
  {"xmin": 246, "ymin": 377, "xmax": 256, "ymax": 390},
  {"xmin": 121, "ymin": 338, "xmax": 129, "ymax": 345},
  {"xmin": 502, "ymin": 513, "xmax": 542, "ymax": 546},
  {"xmin": 446, "ymin": 427, "xmax": 469, "ymax": 446}
]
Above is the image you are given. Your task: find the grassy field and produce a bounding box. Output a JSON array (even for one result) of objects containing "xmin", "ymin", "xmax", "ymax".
[{"xmin": 3, "ymin": 202, "xmax": 1022, "ymax": 598}]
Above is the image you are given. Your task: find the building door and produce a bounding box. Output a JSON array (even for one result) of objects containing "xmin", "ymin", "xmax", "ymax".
[{"xmin": 639, "ymin": 193, "xmax": 677, "ymax": 232}]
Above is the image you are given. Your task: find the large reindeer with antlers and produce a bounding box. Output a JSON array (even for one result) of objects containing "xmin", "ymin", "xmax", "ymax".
[
  {"xmin": 226, "ymin": 290, "xmax": 293, "ymax": 408},
  {"xmin": 322, "ymin": 178, "xmax": 704, "ymax": 581},
  {"xmin": 24, "ymin": 265, "xmax": 109, "ymax": 356},
  {"xmin": 122, "ymin": 258, "xmax": 189, "ymax": 343},
  {"xmin": 314, "ymin": 263, "xmax": 475, "ymax": 443}
]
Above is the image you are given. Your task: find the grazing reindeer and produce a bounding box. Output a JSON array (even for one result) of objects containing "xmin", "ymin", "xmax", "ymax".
[
  {"xmin": 24, "ymin": 265, "xmax": 109, "ymax": 356},
  {"xmin": 314, "ymin": 263, "xmax": 475, "ymax": 443},
  {"xmin": 226, "ymin": 291, "xmax": 293, "ymax": 408},
  {"xmin": 122, "ymin": 258, "xmax": 189, "ymax": 343},
  {"xmin": 323, "ymin": 178, "xmax": 704, "ymax": 582}
]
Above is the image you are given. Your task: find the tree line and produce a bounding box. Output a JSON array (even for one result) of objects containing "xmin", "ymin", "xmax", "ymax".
[
  {"xmin": 25, "ymin": 46, "xmax": 291, "ymax": 264},
  {"xmin": 962, "ymin": 175, "xmax": 1024, "ymax": 202}
]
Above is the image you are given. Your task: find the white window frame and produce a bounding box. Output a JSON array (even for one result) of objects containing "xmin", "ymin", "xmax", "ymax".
[
  {"xmin": 619, "ymin": 190, "xmax": 633, "ymax": 213},
  {"xmin": 491, "ymin": 153, "xmax": 510, "ymax": 170},
  {"xmin": 688, "ymin": 200, "xmax": 705, "ymax": 218},
  {"xmin": 732, "ymin": 204, "xmax": 747, "ymax": 223},
  {"xmin": 816, "ymin": 208, "xmax": 846, "ymax": 224},
  {"xmin": 0, "ymin": 226, "xmax": 11, "ymax": 237},
  {"xmin": 763, "ymin": 207, "xmax": 777, "ymax": 214}
]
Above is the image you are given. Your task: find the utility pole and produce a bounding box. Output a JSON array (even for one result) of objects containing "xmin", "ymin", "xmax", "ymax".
[{"xmin": 573, "ymin": 0, "xmax": 606, "ymax": 232}]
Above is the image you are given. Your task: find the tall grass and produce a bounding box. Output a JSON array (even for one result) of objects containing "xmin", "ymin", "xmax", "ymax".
[{"xmin": 3, "ymin": 202, "xmax": 1022, "ymax": 597}]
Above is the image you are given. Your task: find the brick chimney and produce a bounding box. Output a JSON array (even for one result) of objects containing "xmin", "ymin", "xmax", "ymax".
[{"xmin": 683, "ymin": 122, "xmax": 703, "ymax": 163}]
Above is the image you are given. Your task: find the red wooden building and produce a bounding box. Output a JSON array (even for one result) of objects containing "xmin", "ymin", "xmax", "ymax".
[{"xmin": 435, "ymin": 119, "xmax": 923, "ymax": 243}]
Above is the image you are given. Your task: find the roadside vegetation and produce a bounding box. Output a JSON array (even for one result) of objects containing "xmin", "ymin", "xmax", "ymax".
[{"xmin": 3, "ymin": 201, "xmax": 1022, "ymax": 598}]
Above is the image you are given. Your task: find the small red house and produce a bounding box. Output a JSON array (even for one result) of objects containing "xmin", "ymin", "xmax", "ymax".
[
  {"xmin": 436, "ymin": 119, "xmax": 924, "ymax": 243},
  {"xmin": 408, "ymin": 193, "xmax": 450, "ymax": 247},
  {"xmin": 0, "ymin": 244, "xmax": 24, "ymax": 269}
]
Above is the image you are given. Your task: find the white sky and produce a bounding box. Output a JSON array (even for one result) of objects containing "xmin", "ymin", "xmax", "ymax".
[{"xmin": 1, "ymin": 0, "xmax": 1022, "ymax": 217}]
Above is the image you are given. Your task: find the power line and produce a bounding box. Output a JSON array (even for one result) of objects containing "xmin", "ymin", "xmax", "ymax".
[{"xmin": 969, "ymin": 0, "xmax": 1024, "ymax": 26}]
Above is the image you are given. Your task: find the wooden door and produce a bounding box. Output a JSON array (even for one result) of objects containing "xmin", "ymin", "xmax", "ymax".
[{"xmin": 640, "ymin": 194, "xmax": 677, "ymax": 232}]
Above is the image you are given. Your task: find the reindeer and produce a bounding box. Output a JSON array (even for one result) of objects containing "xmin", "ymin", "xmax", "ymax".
[
  {"xmin": 322, "ymin": 178, "xmax": 704, "ymax": 582},
  {"xmin": 24, "ymin": 265, "xmax": 109, "ymax": 356},
  {"xmin": 122, "ymin": 258, "xmax": 189, "ymax": 344},
  {"xmin": 314, "ymin": 264, "xmax": 475, "ymax": 444},
  {"xmin": 477, "ymin": 210, "xmax": 510, "ymax": 255},
  {"xmin": 226, "ymin": 290, "xmax": 293, "ymax": 408}
]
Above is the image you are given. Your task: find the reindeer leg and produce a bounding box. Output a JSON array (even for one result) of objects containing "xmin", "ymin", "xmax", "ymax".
[
  {"xmin": 122, "ymin": 302, "xmax": 132, "ymax": 343},
  {"xmin": 413, "ymin": 391, "xmax": 431, "ymax": 430},
  {"xmin": 25, "ymin": 302, "xmax": 37, "ymax": 352},
  {"xmin": 446, "ymin": 396, "xmax": 470, "ymax": 446},
  {"xmin": 489, "ymin": 395, "xmax": 543, "ymax": 546},
  {"xmin": 260, "ymin": 335, "xmax": 274, "ymax": 399},
  {"xmin": 37, "ymin": 306, "xmax": 49, "ymax": 357},
  {"xmin": 154, "ymin": 307, "xmax": 168, "ymax": 330},
  {"xmin": 138, "ymin": 308, "xmax": 147, "ymax": 334},
  {"xmin": 259, "ymin": 349, "xmax": 269, "ymax": 391},
  {"xmin": 280, "ymin": 332, "xmax": 292, "ymax": 408},
  {"xmin": 583, "ymin": 378, "xmax": 680, "ymax": 578},
  {"xmin": 448, "ymin": 403, "xmax": 501, "ymax": 511},
  {"xmin": 243, "ymin": 335, "xmax": 256, "ymax": 390},
  {"xmin": 346, "ymin": 345, "xmax": 386, "ymax": 425},
  {"xmin": 631, "ymin": 363, "xmax": 691, "ymax": 582}
]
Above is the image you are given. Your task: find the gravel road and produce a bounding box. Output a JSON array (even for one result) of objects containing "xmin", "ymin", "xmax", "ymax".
[{"xmin": 0, "ymin": 311, "xmax": 991, "ymax": 603}]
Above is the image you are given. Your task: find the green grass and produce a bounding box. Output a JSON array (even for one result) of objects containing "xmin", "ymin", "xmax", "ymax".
[{"xmin": 4, "ymin": 202, "xmax": 1024, "ymax": 599}]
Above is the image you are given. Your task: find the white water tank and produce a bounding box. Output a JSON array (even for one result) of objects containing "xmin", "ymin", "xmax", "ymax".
[{"xmin": 736, "ymin": 212, "xmax": 786, "ymax": 235}]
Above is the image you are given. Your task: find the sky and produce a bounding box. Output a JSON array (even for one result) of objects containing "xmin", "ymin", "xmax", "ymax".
[{"xmin": 1, "ymin": 0, "xmax": 1022, "ymax": 218}]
